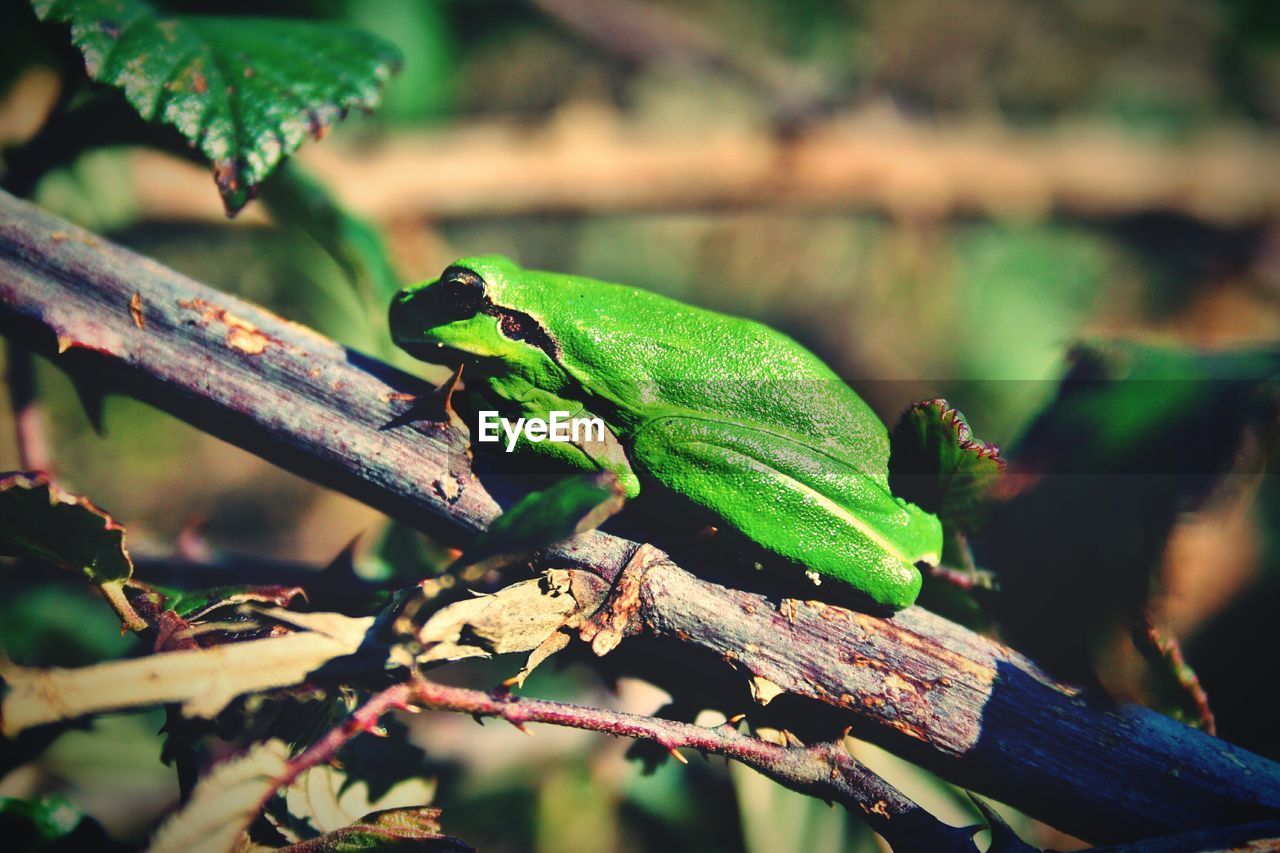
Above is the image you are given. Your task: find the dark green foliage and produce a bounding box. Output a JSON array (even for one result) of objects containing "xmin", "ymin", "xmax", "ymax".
[
  {"xmin": 454, "ymin": 471, "xmax": 626, "ymax": 574},
  {"xmin": 983, "ymin": 341, "xmax": 1280, "ymax": 684},
  {"xmin": 0, "ymin": 795, "xmax": 123, "ymax": 851},
  {"xmin": 889, "ymin": 398, "xmax": 1004, "ymax": 533}
]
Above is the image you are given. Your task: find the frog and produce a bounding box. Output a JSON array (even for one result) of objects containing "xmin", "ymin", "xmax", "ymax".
[{"xmin": 389, "ymin": 255, "xmax": 942, "ymax": 608}]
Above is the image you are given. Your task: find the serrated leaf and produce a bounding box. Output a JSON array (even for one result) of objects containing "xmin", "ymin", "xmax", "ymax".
[
  {"xmin": 888, "ymin": 399, "xmax": 1004, "ymax": 531},
  {"xmin": 141, "ymin": 582, "xmax": 307, "ymax": 622},
  {"xmin": 413, "ymin": 570, "xmax": 596, "ymax": 666},
  {"xmin": 455, "ymin": 471, "xmax": 626, "ymax": 575},
  {"xmin": 0, "ymin": 471, "xmax": 145, "ymax": 630},
  {"xmin": 34, "ymin": 0, "xmax": 401, "ymax": 214},
  {"xmin": 148, "ymin": 739, "xmax": 290, "ymax": 853},
  {"xmin": 280, "ymin": 807, "xmax": 471, "ymax": 852},
  {"xmin": 283, "ymin": 763, "xmax": 435, "ymax": 839}
]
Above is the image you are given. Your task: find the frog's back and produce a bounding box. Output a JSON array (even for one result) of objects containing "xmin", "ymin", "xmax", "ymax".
[{"xmin": 521, "ymin": 267, "xmax": 893, "ymax": 485}]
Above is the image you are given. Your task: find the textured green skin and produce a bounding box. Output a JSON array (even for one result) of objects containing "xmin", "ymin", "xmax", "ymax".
[{"xmin": 390, "ymin": 256, "xmax": 941, "ymax": 608}]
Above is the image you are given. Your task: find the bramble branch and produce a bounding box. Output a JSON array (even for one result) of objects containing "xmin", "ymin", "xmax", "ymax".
[
  {"xmin": 405, "ymin": 676, "xmax": 975, "ymax": 851},
  {"xmin": 3, "ymin": 190, "xmax": 1280, "ymax": 844},
  {"xmin": 267, "ymin": 677, "xmax": 972, "ymax": 851}
]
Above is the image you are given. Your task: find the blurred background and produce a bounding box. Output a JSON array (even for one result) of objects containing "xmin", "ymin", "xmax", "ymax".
[{"xmin": 3, "ymin": 0, "xmax": 1280, "ymax": 850}]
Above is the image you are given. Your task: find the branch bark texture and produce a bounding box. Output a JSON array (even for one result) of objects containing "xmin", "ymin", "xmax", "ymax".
[{"xmin": 2, "ymin": 190, "xmax": 1279, "ymax": 844}]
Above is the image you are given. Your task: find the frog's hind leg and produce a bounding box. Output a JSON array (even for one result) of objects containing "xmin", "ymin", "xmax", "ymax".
[{"xmin": 629, "ymin": 416, "xmax": 938, "ymax": 609}]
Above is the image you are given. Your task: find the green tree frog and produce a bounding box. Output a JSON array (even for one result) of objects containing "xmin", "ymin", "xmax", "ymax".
[{"xmin": 390, "ymin": 256, "xmax": 941, "ymax": 608}]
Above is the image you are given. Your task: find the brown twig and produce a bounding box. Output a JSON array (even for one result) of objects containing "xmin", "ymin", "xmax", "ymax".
[
  {"xmin": 3, "ymin": 190, "xmax": 1280, "ymax": 844},
  {"xmin": 120, "ymin": 112, "xmax": 1280, "ymax": 226}
]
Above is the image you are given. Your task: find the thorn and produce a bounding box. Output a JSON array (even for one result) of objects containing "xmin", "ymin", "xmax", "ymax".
[
  {"xmin": 728, "ymin": 713, "xmax": 746, "ymax": 725},
  {"xmin": 747, "ymin": 675, "xmax": 785, "ymax": 706},
  {"xmin": 841, "ymin": 725, "xmax": 852, "ymax": 740},
  {"xmin": 506, "ymin": 718, "xmax": 533, "ymax": 736},
  {"xmin": 323, "ymin": 534, "xmax": 363, "ymax": 578},
  {"xmin": 667, "ymin": 746, "xmax": 689, "ymax": 765},
  {"xmin": 400, "ymin": 703, "xmax": 422, "ymax": 714},
  {"xmin": 440, "ymin": 362, "xmax": 464, "ymax": 412},
  {"xmin": 782, "ymin": 729, "xmax": 805, "ymax": 748},
  {"xmin": 367, "ymin": 725, "xmax": 388, "ymax": 738}
]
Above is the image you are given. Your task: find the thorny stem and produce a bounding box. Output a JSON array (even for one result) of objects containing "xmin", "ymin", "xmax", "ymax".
[
  {"xmin": 275, "ymin": 682, "xmax": 416, "ymax": 794},
  {"xmin": 1133, "ymin": 610, "xmax": 1216, "ymax": 735},
  {"xmin": 279, "ymin": 677, "xmax": 975, "ymax": 851},
  {"xmin": 404, "ymin": 677, "xmax": 976, "ymax": 851}
]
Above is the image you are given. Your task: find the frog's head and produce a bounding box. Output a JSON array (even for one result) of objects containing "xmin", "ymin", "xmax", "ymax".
[{"xmin": 390, "ymin": 255, "xmax": 563, "ymax": 378}]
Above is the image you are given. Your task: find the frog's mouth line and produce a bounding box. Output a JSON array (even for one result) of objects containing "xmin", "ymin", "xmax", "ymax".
[{"xmin": 395, "ymin": 340, "xmax": 481, "ymax": 368}]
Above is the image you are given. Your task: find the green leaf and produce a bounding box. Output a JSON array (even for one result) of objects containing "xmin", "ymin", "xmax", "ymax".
[
  {"xmin": 455, "ymin": 472, "xmax": 626, "ymax": 575},
  {"xmin": 262, "ymin": 156, "xmax": 400, "ymax": 303},
  {"xmin": 0, "ymin": 794, "xmax": 125, "ymax": 849},
  {"xmin": 888, "ymin": 399, "xmax": 1004, "ymax": 532},
  {"xmin": 0, "ymin": 795, "xmax": 88, "ymax": 846},
  {"xmin": 139, "ymin": 581, "xmax": 307, "ymax": 623},
  {"xmin": 260, "ymin": 160, "xmax": 401, "ymax": 354},
  {"xmin": 983, "ymin": 340, "xmax": 1280, "ymax": 682},
  {"xmin": 0, "ymin": 471, "xmax": 145, "ymax": 630},
  {"xmin": 33, "ymin": 0, "xmax": 401, "ymax": 215}
]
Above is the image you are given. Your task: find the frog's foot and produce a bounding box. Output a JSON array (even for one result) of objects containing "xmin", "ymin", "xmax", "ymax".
[{"xmin": 579, "ymin": 543, "xmax": 668, "ymax": 656}]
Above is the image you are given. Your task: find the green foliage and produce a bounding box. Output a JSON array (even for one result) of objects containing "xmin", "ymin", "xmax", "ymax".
[
  {"xmin": 0, "ymin": 471, "xmax": 144, "ymax": 629},
  {"xmin": 0, "ymin": 581, "xmax": 135, "ymax": 666},
  {"xmin": 260, "ymin": 160, "xmax": 401, "ymax": 353},
  {"xmin": 140, "ymin": 581, "xmax": 306, "ymax": 622},
  {"xmin": 33, "ymin": 0, "xmax": 401, "ymax": 213},
  {"xmin": 984, "ymin": 340, "xmax": 1280, "ymax": 685},
  {"xmin": 888, "ymin": 399, "xmax": 1004, "ymax": 534},
  {"xmin": 0, "ymin": 794, "xmax": 120, "ymax": 850},
  {"xmin": 454, "ymin": 471, "xmax": 626, "ymax": 575}
]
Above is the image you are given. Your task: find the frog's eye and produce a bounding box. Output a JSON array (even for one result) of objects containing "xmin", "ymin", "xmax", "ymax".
[{"xmin": 440, "ymin": 266, "xmax": 487, "ymax": 319}]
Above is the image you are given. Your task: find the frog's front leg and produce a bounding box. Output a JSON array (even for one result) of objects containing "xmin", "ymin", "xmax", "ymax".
[
  {"xmin": 630, "ymin": 416, "xmax": 941, "ymax": 609},
  {"xmin": 481, "ymin": 378, "xmax": 640, "ymax": 497}
]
